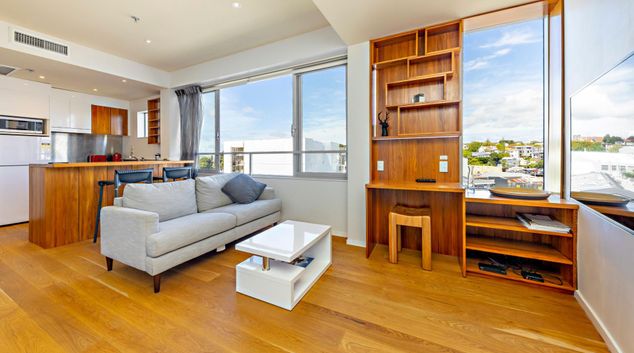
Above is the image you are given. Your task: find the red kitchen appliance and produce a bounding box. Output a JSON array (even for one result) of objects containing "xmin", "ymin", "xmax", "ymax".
[
  {"xmin": 112, "ymin": 153, "xmax": 122, "ymax": 162},
  {"xmin": 87, "ymin": 154, "xmax": 107, "ymax": 162}
]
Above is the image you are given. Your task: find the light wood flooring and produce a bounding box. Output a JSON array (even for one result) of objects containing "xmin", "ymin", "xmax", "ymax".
[{"xmin": 0, "ymin": 223, "xmax": 607, "ymax": 352}]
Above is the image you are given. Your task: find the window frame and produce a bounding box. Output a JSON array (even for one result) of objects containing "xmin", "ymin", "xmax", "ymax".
[
  {"xmin": 136, "ymin": 110, "xmax": 148, "ymax": 138},
  {"xmin": 197, "ymin": 58, "xmax": 348, "ymax": 180}
]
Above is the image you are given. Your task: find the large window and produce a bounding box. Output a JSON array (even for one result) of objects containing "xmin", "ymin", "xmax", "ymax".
[
  {"xmin": 463, "ymin": 6, "xmax": 546, "ymax": 189},
  {"xmin": 198, "ymin": 61, "xmax": 347, "ymax": 178}
]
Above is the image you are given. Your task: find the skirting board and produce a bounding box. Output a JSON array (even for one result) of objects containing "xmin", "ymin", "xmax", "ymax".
[
  {"xmin": 346, "ymin": 238, "xmax": 366, "ymax": 248},
  {"xmin": 575, "ymin": 290, "xmax": 622, "ymax": 353}
]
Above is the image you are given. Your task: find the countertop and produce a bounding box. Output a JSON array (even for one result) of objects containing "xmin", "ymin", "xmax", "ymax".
[{"xmin": 30, "ymin": 160, "xmax": 194, "ymax": 168}]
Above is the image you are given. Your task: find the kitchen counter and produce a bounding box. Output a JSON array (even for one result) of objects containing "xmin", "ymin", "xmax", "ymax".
[
  {"xmin": 31, "ymin": 160, "xmax": 194, "ymax": 168},
  {"xmin": 29, "ymin": 160, "xmax": 193, "ymax": 248}
]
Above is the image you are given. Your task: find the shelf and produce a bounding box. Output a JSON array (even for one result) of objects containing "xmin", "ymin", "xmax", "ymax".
[
  {"xmin": 408, "ymin": 49, "xmax": 457, "ymax": 63},
  {"xmin": 466, "ymin": 235, "xmax": 572, "ymax": 264},
  {"xmin": 373, "ymin": 56, "xmax": 414, "ymax": 69},
  {"xmin": 466, "ymin": 215, "xmax": 572, "ymax": 237},
  {"xmin": 373, "ymin": 131, "xmax": 460, "ymax": 141},
  {"xmin": 386, "ymin": 72, "xmax": 449, "ymax": 88},
  {"xmin": 386, "ymin": 99, "xmax": 460, "ymax": 110},
  {"xmin": 466, "ymin": 258, "xmax": 573, "ymax": 292},
  {"xmin": 466, "ymin": 189, "xmax": 579, "ymax": 209},
  {"xmin": 366, "ymin": 181, "xmax": 464, "ymax": 193},
  {"xmin": 147, "ymin": 108, "xmax": 160, "ymax": 112}
]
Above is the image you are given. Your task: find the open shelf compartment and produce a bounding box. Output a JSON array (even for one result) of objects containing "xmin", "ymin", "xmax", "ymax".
[{"xmin": 466, "ymin": 234, "xmax": 572, "ymax": 264}]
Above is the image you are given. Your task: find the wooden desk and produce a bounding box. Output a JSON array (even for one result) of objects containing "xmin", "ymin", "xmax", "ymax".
[
  {"xmin": 365, "ymin": 182, "xmax": 466, "ymax": 266},
  {"xmin": 29, "ymin": 160, "xmax": 193, "ymax": 248}
]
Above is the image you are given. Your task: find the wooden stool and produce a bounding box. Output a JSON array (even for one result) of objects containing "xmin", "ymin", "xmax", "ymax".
[{"xmin": 388, "ymin": 205, "xmax": 432, "ymax": 270}]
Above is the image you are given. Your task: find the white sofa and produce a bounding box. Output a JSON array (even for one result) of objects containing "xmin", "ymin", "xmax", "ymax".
[{"xmin": 100, "ymin": 173, "xmax": 281, "ymax": 292}]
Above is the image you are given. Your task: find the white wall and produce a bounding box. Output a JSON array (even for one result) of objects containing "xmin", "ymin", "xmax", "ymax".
[
  {"xmin": 565, "ymin": 1, "xmax": 634, "ymax": 352},
  {"xmin": 123, "ymin": 95, "xmax": 161, "ymax": 159},
  {"xmin": 256, "ymin": 177, "xmax": 347, "ymax": 235},
  {"xmin": 346, "ymin": 42, "xmax": 370, "ymax": 246}
]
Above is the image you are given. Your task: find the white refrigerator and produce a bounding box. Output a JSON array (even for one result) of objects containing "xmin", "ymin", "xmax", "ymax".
[{"xmin": 0, "ymin": 135, "xmax": 51, "ymax": 226}]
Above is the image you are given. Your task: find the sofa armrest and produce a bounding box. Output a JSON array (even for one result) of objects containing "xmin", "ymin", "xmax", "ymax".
[
  {"xmin": 258, "ymin": 186, "xmax": 276, "ymax": 200},
  {"xmin": 100, "ymin": 206, "xmax": 159, "ymax": 272}
]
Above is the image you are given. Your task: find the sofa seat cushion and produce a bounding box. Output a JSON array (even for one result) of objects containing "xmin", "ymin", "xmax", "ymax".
[
  {"xmin": 203, "ymin": 199, "xmax": 281, "ymax": 226},
  {"xmin": 123, "ymin": 179, "xmax": 197, "ymax": 222},
  {"xmin": 146, "ymin": 212, "xmax": 236, "ymax": 257}
]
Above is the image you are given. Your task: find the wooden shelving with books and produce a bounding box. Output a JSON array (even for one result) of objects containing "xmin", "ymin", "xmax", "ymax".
[
  {"xmin": 147, "ymin": 98, "xmax": 160, "ymax": 145},
  {"xmin": 366, "ymin": 20, "xmax": 465, "ymax": 263},
  {"xmin": 464, "ymin": 190, "xmax": 579, "ymax": 292}
]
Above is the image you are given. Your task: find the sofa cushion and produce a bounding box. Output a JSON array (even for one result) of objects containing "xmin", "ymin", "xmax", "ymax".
[
  {"xmin": 221, "ymin": 174, "xmax": 266, "ymax": 204},
  {"xmin": 123, "ymin": 179, "xmax": 197, "ymax": 222},
  {"xmin": 204, "ymin": 199, "xmax": 281, "ymax": 226},
  {"xmin": 195, "ymin": 173, "xmax": 237, "ymax": 212},
  {"xmin": 146, "ymin": 212, "xmax": 236, "ymax": 257}
]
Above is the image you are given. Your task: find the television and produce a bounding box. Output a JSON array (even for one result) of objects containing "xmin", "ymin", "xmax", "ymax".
[{"xmin": 570, "ymin": 51, "xmax": 634, "ymax": 232}]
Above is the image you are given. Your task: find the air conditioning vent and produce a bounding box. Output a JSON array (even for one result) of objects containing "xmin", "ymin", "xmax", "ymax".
[
  {"xmin": 13, "ymin": 30, "xmax": 68, "ymax": 56},
  {"xmin": 0, "ymin": 65, "xmax": 17, "ymax": 76}
]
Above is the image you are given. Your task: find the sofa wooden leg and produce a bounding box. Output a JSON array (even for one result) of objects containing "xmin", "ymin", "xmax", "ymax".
[
  {"xmin": 153, "ymin": 275, "xmax": 161, "ymax": 293},
  {"xmin": 106, "ymin": 257, "xmax": 113, "ymax": 271}
]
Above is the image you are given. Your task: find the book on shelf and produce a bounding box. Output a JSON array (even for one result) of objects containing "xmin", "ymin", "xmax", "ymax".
[
  {"xmin": 517, "ymin": 213, "xmax": 571, "ymax": 233},
  {"xmin": 290, "ymin": 256, "xmax": 314, "ymax": 268}
]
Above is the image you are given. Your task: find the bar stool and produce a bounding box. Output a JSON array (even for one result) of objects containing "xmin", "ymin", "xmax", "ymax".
[
  {"xmin": 93, "ymin": 169, "xmax": 154, "ymax": 243},
  {"xmin": 156, "ymin": 166, "xmax": 193, "ymax": 182},
  {"xmin": 388, "ymin": 205, "xmax": 432, "ymax": 270}
]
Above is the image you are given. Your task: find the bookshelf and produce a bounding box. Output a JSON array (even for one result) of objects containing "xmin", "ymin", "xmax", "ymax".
[
  {"xmin": 464, "ymin": 190, "xmax": 578, "ymax": 292},
  {"xmin": 147, "ymin": 98, "xmax": 160, "ymax": 144}
]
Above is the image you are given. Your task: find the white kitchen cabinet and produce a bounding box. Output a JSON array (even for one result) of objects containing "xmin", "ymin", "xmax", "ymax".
[
  {"xmin": 50, "ymin": 89, "xmax": 71, "ymax": 129},
  {"xmin": 50, "ymin": 88, "xmax": 91, "ymax": 133}
]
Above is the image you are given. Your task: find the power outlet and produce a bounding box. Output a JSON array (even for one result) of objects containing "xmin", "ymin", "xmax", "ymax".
[
  {"xmin": 377, "ymin": 160, "xmax": 384, "ymax": 172},
  {"xmin": 439, "ymin": 161, "xmax": 448, "ymax": 173}
]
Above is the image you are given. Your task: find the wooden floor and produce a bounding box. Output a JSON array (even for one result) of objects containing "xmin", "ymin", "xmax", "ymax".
[{"xmin": 0, "ymin": 223, "xmax": 606, "ymax": 353}]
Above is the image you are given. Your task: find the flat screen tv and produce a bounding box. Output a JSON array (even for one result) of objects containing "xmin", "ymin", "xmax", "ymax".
[{"xmin": 570, "ymin": 51, "xmax": 634, "ymax": 232}]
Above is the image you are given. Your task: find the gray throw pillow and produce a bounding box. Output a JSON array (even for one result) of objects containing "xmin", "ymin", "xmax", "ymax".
[{"xmin": 221, "ymin": 174, "xmax": 266, "ymax": 204}]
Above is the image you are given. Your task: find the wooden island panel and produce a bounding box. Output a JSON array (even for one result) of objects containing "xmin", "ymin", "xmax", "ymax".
[{"xmin": 29, "ymin": 161, "xmax": 193, "ymax": 248}]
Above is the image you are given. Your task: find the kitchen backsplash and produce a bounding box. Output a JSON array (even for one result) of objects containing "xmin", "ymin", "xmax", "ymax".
[{"xmin": 51, "ymin": 132, "xmax": 123, "ymax": 162}]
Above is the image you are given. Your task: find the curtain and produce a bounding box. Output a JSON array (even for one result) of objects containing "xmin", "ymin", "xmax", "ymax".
[{"xmin": 175, "ymin": 86, "xmax": 203, "ymax": 167}]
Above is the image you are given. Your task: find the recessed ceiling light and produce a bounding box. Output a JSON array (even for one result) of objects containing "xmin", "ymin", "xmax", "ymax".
[
  {"xmin": 38, "ymin": 75, "xmax": 45, "ymax": 79},
  {"xmin": 145, "ymin": 39, "xmax": 152, "ymax": 44},
  {"xmin": 232, "ymin": 2, "xmax": 241, "ymax": 8},
  {"xmin": 93, "ymin": 88, "xmax": 98, "ymax": 92},
  {"xmin": 121, "ymin": 79, "xmax": 127, "ymax": 83}
]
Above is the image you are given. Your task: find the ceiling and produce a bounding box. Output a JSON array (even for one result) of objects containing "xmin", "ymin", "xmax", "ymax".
[
  {"xmin": 0, "ymin": 48, "xmax": 162, "ymax": 100},
  {"xmin": 312, "ymin": 0, "xmax": 531, "ymax": 44},
  {"xmin": 0, "ymin": 0, "xmax": 330, "ymax": 71}
]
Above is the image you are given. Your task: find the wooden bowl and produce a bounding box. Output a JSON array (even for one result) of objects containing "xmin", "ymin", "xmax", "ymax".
[{"xmin": 489, "ymin": 187, "xmax": 551, "ymax": 200}]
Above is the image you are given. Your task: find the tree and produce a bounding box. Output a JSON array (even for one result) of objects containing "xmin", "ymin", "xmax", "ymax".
[
  {"xmin": 571, "ymin": 141, "xmax": 603, "ymax": 152},
  {"xmin": 466, "ymin": 141, "xmax": 483, "ymax": 152}
]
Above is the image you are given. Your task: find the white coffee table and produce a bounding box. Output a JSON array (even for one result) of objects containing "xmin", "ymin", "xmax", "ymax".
[{"xmin": 235, "ymin": 220, "xmax": 331, "ymax": 310}]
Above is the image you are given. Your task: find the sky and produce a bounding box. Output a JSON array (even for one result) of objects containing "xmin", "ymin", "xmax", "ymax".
[
  {"xmin": 463, "ymin": 18, "xmax": 545, "ymax": 143},
  {"xmin": 198, "ymin": 66, "xmax": 346, "ymax": 153}
]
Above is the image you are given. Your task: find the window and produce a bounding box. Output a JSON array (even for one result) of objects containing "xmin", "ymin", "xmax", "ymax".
[
  {"xmin": 463, "ymin": 5, "xmax": 546, "ymax": 190},
  {"xmin": 136, "ymin": 111, "xmax": 148, "ymax": 138},
  {"xmin": 198, "ymin": 60, "xmax": 347, "ymax": 178}
]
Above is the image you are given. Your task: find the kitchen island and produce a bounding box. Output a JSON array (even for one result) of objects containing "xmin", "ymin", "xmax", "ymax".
[{"xmin": 29, "ymin": 160, "xmax": 193, "ymax": 248}]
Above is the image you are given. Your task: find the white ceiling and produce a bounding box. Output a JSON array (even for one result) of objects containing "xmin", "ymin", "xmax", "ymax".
[
  {"xmin": 312, "ymin": 0, "xmax": 532, "ymax": 44},
  {"xmin": 0, "ymin": 48, "xmax": 162, "ymax": 100},
  {"xmin": 0, "ymin": 0, "xmax": 330, "ymax": 71}
]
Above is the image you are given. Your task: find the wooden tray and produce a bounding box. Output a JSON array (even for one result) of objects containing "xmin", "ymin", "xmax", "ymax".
[
  {"xmin": 489, "ymin": 187, "xmax": 551, "ymax": 200},
  {"xmin": 571, "ymin": 191, "xmax": 631, "ymax": 206}
]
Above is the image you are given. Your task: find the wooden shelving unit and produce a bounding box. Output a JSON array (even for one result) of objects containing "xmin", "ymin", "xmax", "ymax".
[
  {"xmin": 147, "ymin": 98, "xmax": 160, "ymax": 144},
  {"xmin": 464, "ymin": 190, "xmax": 579, "ymax": 292},
  {"xmin": 366, "ymin": 20, "xmax": 465, "ymax": 261}
]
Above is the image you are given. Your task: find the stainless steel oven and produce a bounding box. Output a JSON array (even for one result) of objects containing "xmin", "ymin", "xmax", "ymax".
[{"xmin": 0, "ymin": 115, "xmax": 46, "ymax": 135}]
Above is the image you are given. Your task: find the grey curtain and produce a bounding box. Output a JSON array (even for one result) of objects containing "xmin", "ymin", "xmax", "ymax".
[{"xmin": 175, "ymin": 86, "xmax": 203, "ymax": 167}]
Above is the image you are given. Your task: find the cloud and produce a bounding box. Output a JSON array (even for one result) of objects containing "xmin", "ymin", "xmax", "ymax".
[
  {"xmin": 464, "ymin": 48, "xmax": 512, "ymax": 72},
  {"xmin": 480, "ymin": 30, "xmax": 541, "ymax": 48}
]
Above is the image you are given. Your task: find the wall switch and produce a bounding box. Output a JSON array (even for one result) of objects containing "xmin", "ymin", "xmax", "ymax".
[
  {"xmin": 439, "ymin": 161, "xmax": 448, "ymax": 173},
  {"xmin": 440, "ymin": 155, "xmax": 448, "ymax": 161},
  {"xmin": 377, "ymin": 160, "xmax": 384, "ymax": 172}
]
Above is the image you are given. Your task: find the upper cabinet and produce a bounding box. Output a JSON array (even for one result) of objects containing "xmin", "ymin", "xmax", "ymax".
[
  {"xmin": 91, "ymin": 104, "xmax": 128, "ymax": 136},
  {"xmin": 50, "ymin": 89, "xmax": 93, "ymax": 133}
]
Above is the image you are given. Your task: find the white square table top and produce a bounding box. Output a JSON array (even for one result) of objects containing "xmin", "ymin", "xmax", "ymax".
[{"xmin": 235, "ymin": 220, "xmax": 331, "ymax": 262}]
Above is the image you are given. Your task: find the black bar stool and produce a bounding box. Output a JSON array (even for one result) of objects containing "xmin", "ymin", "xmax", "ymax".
[
  {"xmin": 153, "ymin": 166, "xmax": 195, "ymax": 182},
  {"xmin": 93, "ymin": 169, "xmax": 154, "ymax": 243}
]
